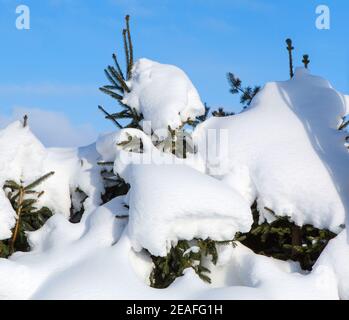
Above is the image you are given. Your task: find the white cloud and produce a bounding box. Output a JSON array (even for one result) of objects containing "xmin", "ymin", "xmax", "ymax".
[
  {"xmin": 0, "ymin": 84, "xmax": 96, "ymax": 96},
  {"xmin": 0, "ymin": 107, "xmax": 98, "ymax": 148}
]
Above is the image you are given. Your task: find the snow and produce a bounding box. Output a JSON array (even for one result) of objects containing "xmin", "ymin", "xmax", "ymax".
[
  {"xmin": 196, "ymin": 244, "xmax": 338, "ymax": 300},
  {"xmin": 122, "ymin": 58, "xmax": 205, "ymax": 130},
  {"xmin": 0, "ymin": 67, "xmax": 348, "ymax": 300},
  {"xmin": 117, "ymin": 162, "xmax": 252, "ymax": 256},
  {"xmin": 0, "ymin": 121, "xmax": 104, "ymax": 240},
  {"xmin": 315, "ymin": 231, "xmax": 349, "ymax": 300},
  {"xmin": 0, "ymin": 122, "xmax": 47, "ymax": 239},
  {"xmin": 0, "ymin": 196, "xmax": 341, "ymax": 300},
  {"xmin": 103, "ymin": 127, "xmax": 251, "ymax": 256},
  {"xmin": 0, "ymin": 203, "xmax": 339, "ymax": 300},
  {"xmin": 194, "ymin": 68, "xmax": 349, "ymax": 232}
]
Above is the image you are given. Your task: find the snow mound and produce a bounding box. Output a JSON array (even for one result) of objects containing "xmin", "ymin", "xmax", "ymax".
[
  {"xmin": 197, "ymin": 243, "xmax": 338, "ymax": 300},
  {"xmin": 108, "ymin": 128, "xmax": 252, "ymax": 256},
  {"xmin": 0, "ymin": 122, "xmax": 48, "ymax": 239},
  {"xmin": 0, "ymin": 122, "xmax": 104, "ymax": 240},
  {"xmin": 0, "ymin": 203, "xmax": 338, "ymax": 300},
  {"xmin": 122, "ymin": 58, "xmax": 205, "ymax": 130},
  {"xmin": 315, "ymin": 231, "xmax": 349, "ymax": 299},
  {"xmin": 118, "ymin": 163, "xmax": 252, "ymax": 257},
  {"xmin": 194, "ymin": 68, "xmax": 349, "ymax": 232}
]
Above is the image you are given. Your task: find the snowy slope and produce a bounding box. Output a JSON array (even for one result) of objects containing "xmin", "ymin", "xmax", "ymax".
[
  {"xmin": 0, "ymin": 202, "xmax": 338, "ymax": 300},
  {"xmin": 194, "ymin": 68, "xmax": 349, "ymax": 232}
]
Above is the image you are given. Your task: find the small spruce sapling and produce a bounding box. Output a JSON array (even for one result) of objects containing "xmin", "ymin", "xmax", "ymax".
[
  {"xmin": 99, "ymin": 16, "xmax": 242, "ymax": 288},
  {"xmin": 0, "ymin": 172, "xmax": 55, "ymax": 257}
]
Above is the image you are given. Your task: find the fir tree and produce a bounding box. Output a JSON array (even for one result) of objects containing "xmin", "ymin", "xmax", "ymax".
[
  {"xmin": 99, "ymin": 15, "xmax": 142, "ymax": 129},
  {"xmin": 0, "ymin": 172, "xmax": 55, "ymax": 257},
  {"xmin": 235, "ymin": 203, "xmax": 337, "ymax": 270},
  {"xmin": 99, "ymin": 17, "xmax": 238, "ymax": 288}
]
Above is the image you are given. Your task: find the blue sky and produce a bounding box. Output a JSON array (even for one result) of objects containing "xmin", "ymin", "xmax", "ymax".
[{"xmin": 0, "ymin": 0, "xmax": 348, "ymax": 146}]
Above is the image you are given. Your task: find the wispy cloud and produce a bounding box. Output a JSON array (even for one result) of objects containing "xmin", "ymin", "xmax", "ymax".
[
  {"xmin": 0, "ymin": 106, "xmax": 97, "ymax": 147},
  {"xmin": 0, "ymin": 84, "xmax": 97, "ymax": 96}
]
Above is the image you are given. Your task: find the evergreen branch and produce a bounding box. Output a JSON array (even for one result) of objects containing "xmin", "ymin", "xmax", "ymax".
[
  {"xmin": 227, "ymin": 72, "xmax": 260, "ymax": 107},
  {"xmin": 115, "ymin": 215, "xmax": 129, "ymax": 219},
  {"xmin": 103, "ymin": 68, "xmax": 121, "ymax": 90},
  {"xmin": 112, "ymin": 53, "xmax": 125, "ymax": 81},
  {"xmin": 125, "ymin": 15, "xmax": 134, "ymax": 80},
  {"xmin": 98, "ymin": 105, "xmax": 123, "ymax": 129},
  {"xmin": 107, "ymin": 66, "xmax": 130, "ymax": 93},
  {"xmin": 212, "ymin": 107, "xmax": 235, "ymax": 117},
  {"xmin": 103, "ymin": 85, "xmax": 122, "ymax": 91},
  {"xmin": 9, "ymin": 187, "xmax": 24, "ymax": 254},
  {"xmin": 3, "ymin": 180, "xmax": 21, "ymax": 190},
  {"xmin": 24, "ymin": 172, "xmax": 55, "ymax": 191},
  {"xmin": 123, "ymin": 29, "xmax": 130, "ymax": 80},
  {"xmin": 99, "ymin": 86, "xmax": 123, "ymax": 101},
  {"xmin": 339, "ymin": 118, "xmax": 349, "ymax": 131},
  {"xmin": 108, "ymin": 110, "xmax": 134, "ymax": 119},
  {"xmin": 97, "ymin": 161, "xmax": 115, "ymax": 166}
]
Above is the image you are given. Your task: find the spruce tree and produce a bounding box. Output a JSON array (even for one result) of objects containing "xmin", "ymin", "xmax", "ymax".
[
  {"xmin": 99, "ymin": 15, "xmax": 142, "ymax": 129},
  {"xmin": 0, "ymin": 172, "xmax": 55, "ymax": 257},
  {"xmin": 99, "ymin": 16, "xmax": 239, "ymax": 288}
]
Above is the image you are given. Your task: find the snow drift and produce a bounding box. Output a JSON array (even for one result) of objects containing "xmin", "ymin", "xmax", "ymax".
[{"xmin": 194, "ymin": 68, "xmax": 349, "ymax": 232}]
